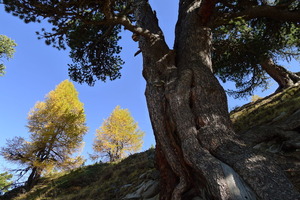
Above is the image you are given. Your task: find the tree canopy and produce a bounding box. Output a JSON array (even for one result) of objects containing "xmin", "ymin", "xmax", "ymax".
[
  {"xmin": 2, "ymin": 0, "xmax": 300, "ymax": 199},
  {"xmin": 92, "ymin": 105, "xmax": 144, "ymax": 162},
  {"xmin": 0, "ymin": 35, "xmax": 16, "ymax": 76},
  {"xmin": 2, "ymin": 0, "xmax": 299, "ymax": 96},
  {"xmin": 212, "ymin": 0, "xmax": 300, "ymax": 97},
  {"xmin": 0, "ymin": 80, "xmax": 88, "ymax": 188}
]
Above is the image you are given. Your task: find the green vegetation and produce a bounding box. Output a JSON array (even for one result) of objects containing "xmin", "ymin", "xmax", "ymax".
[
  {"xmin": 2, "ymin": 83, "xmax": 300, "ymax": 199},
  {"xmin": 231, "ymin": 84, "xmax": 300, "ymax": 132},
  {"xmin": 2, "ymin": 149, "xmax": 155, "ymax": 200},
  {"xmin": 2, "ymin": 0, "xmax": 300, "ymax": 198},
  {"xmin": 213, "ymin": 1, "xmax": 300, "ymax": 98},
  {"xmin": 0, "ymin": 35, "xmax": 16, "ymax": 76}
]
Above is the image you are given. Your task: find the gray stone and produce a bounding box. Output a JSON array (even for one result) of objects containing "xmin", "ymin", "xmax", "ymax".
[
  {"xmin": 278, "ymin": 109, "xmax": 300, "ymax": 130},
  {"xmin": 121, "ymin": 184, "xmax": 133, "ymax": 189},
  {"xmin": 142, "ymin": 180, "xmax": 159, "ymax": 198},
  {"xmin": 139, "ymin": 173, "xmax": 147, "ymax": 179},
  {"xmin": 272, "ymin": 111, "xmax": 287, "ymax": 122},
  {"xmin": 145, "ymin": 194, "xmax": 159, "ymax": 200},
  {"xmin": 253, "ymin": 142, "xmax": 267, "ymax": 150},
  {"xmin": 267, "ymin": 143, "xmax": 282, "ymax": 153},
  {"xmin": 123, "ymin": 180, "xmax": 159, "ymax": 200},
  {"xmin": 123, "ymin": 193, "xmax": 141, "ymax": 200}
]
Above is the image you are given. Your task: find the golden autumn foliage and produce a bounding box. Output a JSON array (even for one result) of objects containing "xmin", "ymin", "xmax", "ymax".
[
  {"xmin": 26, "ymin": 79, "xmax": 88, "ymax": 170},
  {"xmin": 92, "ymin": 106, "xmax": 144, "ymax": 162},
  {"xmin": 1, "ymin": 80, "xmax": 87, "ymax": 187}
]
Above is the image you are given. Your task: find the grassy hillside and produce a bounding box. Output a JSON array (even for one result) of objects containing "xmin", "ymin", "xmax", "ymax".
[
  {"xmin": 230, "ymin": 84, "xmax": 300, "ymax": 191},
  {"xmin": 231, "ymin": 83, "xmax": 300, "ymax": 133},
  {"xmin": 2, "ymin": 149, "xmax": 156, "ymax": 200},
  {"xmin": 2, "ymin": 84, "xmax": 300, "ymax": 199}
]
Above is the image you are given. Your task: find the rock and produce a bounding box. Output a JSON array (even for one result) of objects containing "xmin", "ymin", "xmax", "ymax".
[
  {"xmin": 142, "ymin": 180, "xmax": 159, "ymax": 198},
  {"xmin": 278, "ymin": 109, "xmax": 300, "ymax": 130},
  {"xmin": 139, "ymin": 170, "xmax": 159, "ymax": 180},
  {"xmin": 145, "ymin": 194, "xmax": 159, "ymax": 200},
  {"xmin": 266, "ymin": 143, "xmax": 282, "ymax": 153},
  {"xmin": 139, "ymin": 173, "xmax": 147, "ymax": 179},
  {"xmin": 121, "ymin": 184, "xmax": 133, "ymax": 189},
  {"xmin": 123, "ymin": 180, "xmax": 159, "ymax": 200},
  {"xmin": 253, "ymin": 142, "xmax": 267, "ymax": 150},
  {"xmin": 123, "ymin": 193, "xmax": 140, "ymax": 199},
  {"xmin": 272, "ymin": 111, "xmax": 287, "ymax": 122}
]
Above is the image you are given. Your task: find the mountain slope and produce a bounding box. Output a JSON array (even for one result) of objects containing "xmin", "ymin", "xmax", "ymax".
[
  {"xmin": 1, "ymin": 149, "xmax": 159, "ymax": 200},
  {"xmin": 231, "ymin": 84, "xmax": 300, "ymax": 191},
  {"xmin": 2, "ymin": 84, "xmax": 300, "ymax": 199}
]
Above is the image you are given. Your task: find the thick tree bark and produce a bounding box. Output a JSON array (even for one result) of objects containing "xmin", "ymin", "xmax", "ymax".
[
  {"xmin": 26, "ymin": 167, "xmax": 42, "ymax": 191},
  {"xmin": 261, "ymin": 58, "xmax": 300, "ymax": 91},
  {"xmin": 134, "ymin": 0, "xmax": 300, "ymax": 199}
]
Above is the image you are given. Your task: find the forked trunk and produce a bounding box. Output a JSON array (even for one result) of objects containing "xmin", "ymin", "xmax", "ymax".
[
  {"xmin": 134, "ymin": 0, "xmax": 300, "ymax": 199},
  {"xmin": 261, "ymin": 58, "xmax": 300, "ymax": 91}
]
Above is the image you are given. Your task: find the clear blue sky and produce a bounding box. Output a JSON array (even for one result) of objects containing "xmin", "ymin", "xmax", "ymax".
[{"xmin": 0, "ymin": 1, "xmax": 297, "ymax": 172}]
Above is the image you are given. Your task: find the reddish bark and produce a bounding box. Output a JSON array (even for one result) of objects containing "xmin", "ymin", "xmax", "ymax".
[
  {"xmin": 134, "ymin": 0, "xmax": 300, "ymax": 199},
  {"xmin": 261, "ymin": 58, "xmax": 300, "ymax": 91}
]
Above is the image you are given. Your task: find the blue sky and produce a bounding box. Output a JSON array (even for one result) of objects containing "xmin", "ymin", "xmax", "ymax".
[{"xmin": 0, "ymin": 1, "xmax": 297, "ymax": 173}]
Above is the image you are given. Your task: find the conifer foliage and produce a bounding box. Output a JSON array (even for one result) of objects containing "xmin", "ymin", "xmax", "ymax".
[
  {"xmin": 0, "ymin": 35, "xmax": 16, "ymax": 76},
  {"xmin": 3, "ymin": 0, "xmax": 300, "ymax": 198},
  {"xmin": 0, "ymin": 80, "xmax": 88, "ymax": 189},
  {"xmin": 93, "ymin": 106, "xmax": 144, "ymax": 162}
]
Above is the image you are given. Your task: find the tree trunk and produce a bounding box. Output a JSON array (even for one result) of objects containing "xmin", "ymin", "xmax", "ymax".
[
  {"xmin": 26, "ymin": 167, "xmax": 42, "ymax": 191},
  {"xmin": 134, "ymin": 0, "xmax": 300, "ymax": 199},
  {"xmin": 261, "ymin": 58, "xmax": 300, "ymax": 91}
]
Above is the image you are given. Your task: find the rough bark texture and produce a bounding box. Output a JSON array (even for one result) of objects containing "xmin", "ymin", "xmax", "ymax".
[
  {"xmin": 26, "ymin": 167, "xmax": 42, "ymax": 191},
  {"xmin": 134, "ymin": 0, "xmax": 300, "ymax": 199},
  {"xmin": 261, "ymin": 58, "xmax": 300, "ymax": 91}
]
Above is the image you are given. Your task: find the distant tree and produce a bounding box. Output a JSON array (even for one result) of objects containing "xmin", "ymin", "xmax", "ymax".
[
  {"xmin": 0, "ymin": 172, "xmax": 13, "ymax": 194},
  {"xmin": 3, "ymin": 0, "xmax": 300, "ymax": 199},
  {"xmin": 93, "ymin": 106, "xmax": 144, "ymax": 162},
  {"xmin": 251, "ymin": 94, "xmax": 262, "ymax": 102},
  {"xmin": 0, "ymin": 80, "xmax": 88, "ymax": 189},
  {"xmin": 0, "ymin": 35, "xmax": 16, "ymax": 76}
]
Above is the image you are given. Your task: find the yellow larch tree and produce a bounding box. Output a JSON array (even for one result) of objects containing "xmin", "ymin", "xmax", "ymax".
[
  {"xmin": 93, "ymin": 106, "xmax": 144, "ymax": 162},
  {"xmin": 0, "ymin": 80, "xmax": 88, "ymax": 189}
]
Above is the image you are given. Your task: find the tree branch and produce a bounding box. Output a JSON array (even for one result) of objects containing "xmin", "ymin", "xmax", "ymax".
[
  {"xmin": 215, "ymin": 5, "xmax": 300, "ymax": 26},
  {"xmin": 114, "ymin": 15, "xmax": 160, "ymax": 41},
  {"xmin": 198, "ymin": 0, "xmax": 217, "ymax": 25},
  {"xmin": 102, "ymin": 0, "xmax": 113, "ymax": 19}
]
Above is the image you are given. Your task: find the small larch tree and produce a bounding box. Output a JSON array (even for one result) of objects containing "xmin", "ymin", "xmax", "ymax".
[
  {"xmin": 93, "ymin": 106, "xmax": 144, "ymax": 162},
  {"xmin": 0, "ymin": 79, "xmax": 88, "ymax": 189},
  {"xmin": 3, "ymin": 0, "xmax": 300, "ymax": 199},
  {"xmin": 0, "ymin": 35, "xmax": 16, "ymax": 76}
]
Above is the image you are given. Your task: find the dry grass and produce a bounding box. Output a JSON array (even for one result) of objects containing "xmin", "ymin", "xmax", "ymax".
[
  {"xmin": 230, "ymin": 84, "xmax": 300, "ymax": 133},
  {"xmin": 6, "ymin": 149, "xmax": 156, "ymax": 200}
]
